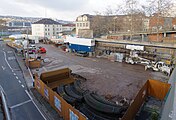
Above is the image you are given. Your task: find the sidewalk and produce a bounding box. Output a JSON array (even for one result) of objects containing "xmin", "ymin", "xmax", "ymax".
[{"xmin": 15, "ymin": 53, "xmax": 34, "ymax": 88}]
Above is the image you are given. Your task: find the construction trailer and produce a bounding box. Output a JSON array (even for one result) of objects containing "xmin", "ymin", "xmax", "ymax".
[{"xmin": 65, "ymin": 36, "xmax": 95, "ymax": 53}]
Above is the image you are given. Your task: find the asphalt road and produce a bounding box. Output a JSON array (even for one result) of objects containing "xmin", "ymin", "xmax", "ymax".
[{"xmin": 0, "ymin": 41, "xmax": 45, "ymax": 120}]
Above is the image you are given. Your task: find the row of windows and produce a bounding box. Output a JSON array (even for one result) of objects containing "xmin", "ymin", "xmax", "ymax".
[
  {"xmin": 76, "ymin": 22, "xmax": 89, "ymax": 27},
  {"xmin": 45, "ymin": 25, "xmax": 60, "ymax": 27},
  {"xmin": 45, "ymin": 32, "xmax": 60, "ymax": 36},
  {"xmin": 45, "ymin": 28, "xmax": 62, "ymax": 31}
]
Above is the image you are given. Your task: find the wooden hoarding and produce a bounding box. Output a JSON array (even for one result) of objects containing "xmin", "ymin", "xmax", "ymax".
[{"xmin": 34, "ymin": 78, "xmax": 87, "ymax": 120}]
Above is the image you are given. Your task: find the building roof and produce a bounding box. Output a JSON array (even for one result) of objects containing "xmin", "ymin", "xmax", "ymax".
[
  {"xmin": 62, "ymin": 24, "xmax": 75, "ymax": 27},
  {"xmin": 33, "ymin": 18, "xmax": 61, "ymax": 25},
  {"xmin": 76, "ymin": 14, "xmax": 95, "ymax": 21}
]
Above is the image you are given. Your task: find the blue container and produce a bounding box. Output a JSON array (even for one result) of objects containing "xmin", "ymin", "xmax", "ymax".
[{"xmin": 69, "ymin": 44, "xmax": 94, "ymax": 52}]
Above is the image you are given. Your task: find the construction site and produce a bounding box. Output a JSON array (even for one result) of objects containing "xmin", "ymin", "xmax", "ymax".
[
  {"xmin": 21, "ymin": 40, "xmax": 174, "ymax": 120},
  {"xmin": 3, "ymin": 31, "xmax": 176, "ymax": 120}
]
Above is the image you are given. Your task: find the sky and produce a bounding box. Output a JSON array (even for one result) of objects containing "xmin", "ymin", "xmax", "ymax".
[
  {"xmin": 0, "ymin": 0, "xmax": 124, "ymax": 21},
  {"xmin": 0, "ymin": 0, "xmax": 175, "ymax": 21}
]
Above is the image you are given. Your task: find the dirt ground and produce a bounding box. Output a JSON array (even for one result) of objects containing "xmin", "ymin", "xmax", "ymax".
[{"xmin": 33, "ymin": 43, "xmax": 168, "ymax": 102}]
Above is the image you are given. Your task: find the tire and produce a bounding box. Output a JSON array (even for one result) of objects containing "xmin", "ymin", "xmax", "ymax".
[
  {"xmin": 57, "ymin": 85, "xmax": 76, "ymax": 104},
  {"xmin": 90, "ymin": 93, "xmax": 117, "ymax": 106},
  {"xmin": 80, "ymin": 104, "xmax": 119, "ymax": 120},
  {"xmin": 64, "ymin": 84, "xmax": 83, "ymax": 101},
  {"xmin": 84, "ymin": 93, "xmax": 124, "ymax": 114}
]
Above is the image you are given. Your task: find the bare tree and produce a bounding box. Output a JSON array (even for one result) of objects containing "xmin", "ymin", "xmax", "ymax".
[
  {"xmin": 0, "ymin": 19, "xmax": 7, "ymax": 35},
  {"xmin": 0, "ymin": 19, "xmax": 7, "ymax": 29}
]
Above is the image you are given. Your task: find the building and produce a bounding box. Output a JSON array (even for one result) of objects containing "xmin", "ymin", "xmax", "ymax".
[
  {"xmin": 7, "ymin": 21, "xmax": 31, "ymax": 28},
  {"xmin": 143, "ymin": 18, "xmax": 150, "ymax": 32},
  {"xmin": 148, "ymin": 15, "xmax": 176, "ymax": 42},
  {"xmin": 75, "ymin": 14, "xmax": 94, "ymax": 36},
  {"xmin": 62, "ymin": 24, "xmax": 75, "ymax": 32},
  {"xmin": 32, "ymin": 18, "xmax": 62, "ymax": 39}
]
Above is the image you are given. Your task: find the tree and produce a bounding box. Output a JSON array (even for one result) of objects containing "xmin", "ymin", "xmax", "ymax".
[
  {"xmin": 0, "ymin": 19, "xmax": 7, "ymax": 36},
  {"xmin": 0, "ymin": 19, "xmax": 7, "ymax": 29}
]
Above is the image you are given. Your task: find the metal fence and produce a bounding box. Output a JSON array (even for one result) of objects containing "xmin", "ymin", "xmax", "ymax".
[{"xmin": 161, "ymin": 67, "xmax": 176, "ymax": 120}]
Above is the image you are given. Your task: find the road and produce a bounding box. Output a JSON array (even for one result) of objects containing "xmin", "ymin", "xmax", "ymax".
[{"xmin": 0, "ymin": 41, "xmax": 45, "ymax": 120}]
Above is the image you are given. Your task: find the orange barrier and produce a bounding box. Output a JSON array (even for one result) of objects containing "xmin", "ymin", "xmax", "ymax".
[
  {"xmin": 25, "ymin": 59, "xmax": 41, "ymax": 69},
  {"xmin": 148, "ymin": 80, "xmax": 170, "ymax": 100},
  {"xmin": 34, "ymin": 77, "xmax": 87, "ymax": 120},
  {"xmin": 122, "ymin": 82, "xmax": 148, "ymax": 120},
  {"xmin": 122, "ymin": 80, "xmax": 171, "ymax": 120}
]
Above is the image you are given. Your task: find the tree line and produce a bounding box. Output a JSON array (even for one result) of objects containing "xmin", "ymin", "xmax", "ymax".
[{"xmin": 91, "ymin": 0, "xmax": 175, "ymax": 37}]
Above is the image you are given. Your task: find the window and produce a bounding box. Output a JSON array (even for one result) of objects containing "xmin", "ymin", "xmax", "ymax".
[
  {"xmin": 45, "ymin": 29, "xmax": 47, "ymax": 31},
  {"xmin": 166, "ymin": 33, "xmax": 171, "ymax": 37},
  {"xmin": 77, "ymin": 23, "xmax": 79, "ymax": 27},
  {"xmin": 45, "ymin": 33, "xmax": 47, "ymax": 35},
  {"xmin": 48, "ymin": 33, "xmax": 50, "ymax": 35},
  {"xmin": 173, "ymin": 25, "xmax": 176, "ymax": 30},
  {"xmin": 152, "ymin": 27, "xmax": 157, "ymax": 32},
  {"xmin": 86, "ymin": 23, "xmax": 88, "ymax": 27},
  {"xmin": 83, "ymin": 23, "xmax": 85, "ymax": 27},
  {"xmin": 80, "ymin": 23, "xmax": 82, "ymax": 27},
  {"xmin": 48, "ymin": 29, "xmax": 50, "ymax": 31}
]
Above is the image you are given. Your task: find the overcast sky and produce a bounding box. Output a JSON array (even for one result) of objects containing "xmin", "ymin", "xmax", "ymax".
[
  {"xmin": 0, "ymin": 0, "xmax": 125, "ymax": 21},
  {"xmin": 0, "ymin": 0, "xmax": 175, "ymax": 21}
]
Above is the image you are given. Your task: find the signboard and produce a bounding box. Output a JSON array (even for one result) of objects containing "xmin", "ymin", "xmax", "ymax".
[
  {"xmin": 36, "ymin": 80, "xmax": 41, "ymax": 89},
  {"xmin": 69, "ymin": 109, "xmax": 79, "ymax": 120},
  {"xmin": 44, "ymin": 87, "xmax": 49, "ymax": 99},
  {"xmin": 54, "ymin": 96, "xmax": 61, "ymax": 111},
  {"xmin": 126, "ymin": 45, "xmax": 144, "ymax": 51}
]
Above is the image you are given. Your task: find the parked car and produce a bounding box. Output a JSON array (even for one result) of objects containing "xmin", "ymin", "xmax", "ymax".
[
  {"xmin": 38, "ymin": 47, "xmax": 46, "ymax": 53},
  {"xmin": 28, "ymin": 48, "xmax": 36, "ymax": 54}
]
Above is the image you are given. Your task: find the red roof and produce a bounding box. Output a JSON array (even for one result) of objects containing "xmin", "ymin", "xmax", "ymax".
[{"xmin": 62, "ymin": 24, "xmax": 75, "ymax": 27}]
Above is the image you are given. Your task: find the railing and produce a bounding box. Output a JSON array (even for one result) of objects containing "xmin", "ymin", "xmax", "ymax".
[{"xmin": 0, "ymin": 85, "xmax": 11, "ymax": 120}]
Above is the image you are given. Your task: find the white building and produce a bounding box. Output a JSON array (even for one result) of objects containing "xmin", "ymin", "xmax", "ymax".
[
  {"xmin": 32, "ymin": 18, "xmax": 62, "ymax": 39},
  {"xmin": 62, "ymin": 24, "xmax": 75, "ymax": 32},
  {"xmin": 75, "ymin": 14, "xmax": 93, "ymax": 35}
]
